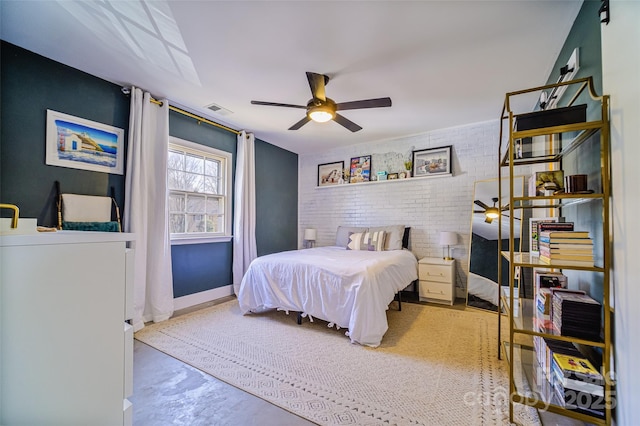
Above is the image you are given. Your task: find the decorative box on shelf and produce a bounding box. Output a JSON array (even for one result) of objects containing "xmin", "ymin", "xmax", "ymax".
[{"xmin": 515, "ymin": 104, "xmax": 587, "ymax": 131}]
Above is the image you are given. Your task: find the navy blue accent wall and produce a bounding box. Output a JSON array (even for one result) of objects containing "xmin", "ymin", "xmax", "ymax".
[
  {"xmin": 255, "ymin": 139, "xmax": 298, "ymax": 256},
  {"xmin": 546, "ymin": 0, "xmax": 602, "ymax": 113},
  {"xmin": 470, "ymin": 233, "xmax": 519, "ymax": 287},
  {"xmin": 544, "ymin": 1, "xmax": 604, "ymax": 301},
  {"xmin": 1, "ymin": 41, "xmax": 299, "ymax": 299},
  {"xmin": 171, "ymin": 243, "xmax": 234, "ymax": 298},
  {"xmin": 0, "ymin": 41, "xmax": 129, "ymax": 227},
  {"xmin": 167, "ymin": 110, "xmax": 238, "ymax": 297}
]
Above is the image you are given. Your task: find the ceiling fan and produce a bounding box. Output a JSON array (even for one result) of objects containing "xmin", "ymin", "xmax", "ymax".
[
  {"xmin": 473, "ymin": 197, "xmax": 514, "ymax": 224},
  {"xmin": 250, "ymin": 71, "xmax": 392, "ymax": 132}
]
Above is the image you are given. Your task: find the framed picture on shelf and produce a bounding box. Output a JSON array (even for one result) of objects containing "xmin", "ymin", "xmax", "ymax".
[
  {"xmin": 535, "ymin": 170, "xmax": 564, "ymax": 195},
  {"xmin": 388, "ymin": 173, "xmax": 399, "ymax": 180},
  {"xmin": 349, "ymin": 155, "xmax": 371, "ymax": 183},
  {"xmin": 317, "ymin": 161, "xmax": 344, "ymax": 187},
  {"xmin": 45, "ymin": 109, "xmax": 125, "ymax": 174},
  {"xmin": 412, "ymin": 145, "xmax": 452, "ymax": 177}
]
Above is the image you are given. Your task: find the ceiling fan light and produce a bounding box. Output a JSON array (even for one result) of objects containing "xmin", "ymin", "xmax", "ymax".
[
  {"xmin": 485, "ymin": 208, "xmax": 500, "ymax": 219},
  {"xmin": 308, "ymin": 105, "xmax": 335, "ymax": 123}
]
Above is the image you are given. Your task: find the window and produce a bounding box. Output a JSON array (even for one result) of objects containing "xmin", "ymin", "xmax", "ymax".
[{"xmin": 168, "ymin": 137, "xmax": 232, "ymax": 243}]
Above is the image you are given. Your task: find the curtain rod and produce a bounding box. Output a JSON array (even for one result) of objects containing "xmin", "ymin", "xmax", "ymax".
[{"xmin": 148, "ymin": 97, "xmax": 241, "ymax": 135}]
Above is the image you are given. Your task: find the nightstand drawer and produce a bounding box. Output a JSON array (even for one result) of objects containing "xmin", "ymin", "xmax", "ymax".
[
  {"xmin": 419, "ymin": 280, "xmax": 452, "ymax": 301},
  {"xmin": 418, "ymin": 264, "xmax": 452, "ymax": 283}
]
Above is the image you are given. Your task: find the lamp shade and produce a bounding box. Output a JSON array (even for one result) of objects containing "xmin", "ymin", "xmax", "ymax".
[
  {"xmin": 439, "ymin": 231, "xmax": 457, "ymax": 246},
  {"xmin": 304, "ymin": 228, "xmax": 317, "ymax": 240}
]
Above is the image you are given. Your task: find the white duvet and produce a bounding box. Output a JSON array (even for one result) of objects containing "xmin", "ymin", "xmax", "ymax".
[
  {"xmin": 238, "ymin": 246, "xmax": 418, "ymax": 347},
  {"xmin": 467, "ymin": 272, "xmax": 499, "ymax": 306}
]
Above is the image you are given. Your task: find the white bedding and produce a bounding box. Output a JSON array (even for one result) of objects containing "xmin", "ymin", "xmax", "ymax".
[
  {"xmin": 467, "ymin": 272, "xmax": 499, "ymax": 306},
  {"xmin": 238, "ymin": 246, "xmax": 418, "ymax": 347}
]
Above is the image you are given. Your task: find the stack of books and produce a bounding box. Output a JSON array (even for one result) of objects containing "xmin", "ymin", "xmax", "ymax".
[
  {"xmin": 534, "ymin": 335, "xmax": 582, "ymax": 381},
  {"xmin": 535, "ymin": 288, "xmax": 553, "ymax": 330},
  {"xmin": 552, "ymin": 291, "xmax": 602, "ymax": 341},
  {"xmin": 551, "ymin": 353, "xmax": 605, "ymax": 418},
  {"xmin": 538, "ymin": 229, "xmax": 594, "ymax": 266}
]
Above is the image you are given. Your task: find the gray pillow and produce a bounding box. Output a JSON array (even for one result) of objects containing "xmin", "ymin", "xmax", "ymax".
[
  {"xmin": 335, "ymin": 226, "xmax": 368, "ymax": 247},
  {"xmin": 369, "ymin": 225, "xmax": 406, "ymax": 250}
]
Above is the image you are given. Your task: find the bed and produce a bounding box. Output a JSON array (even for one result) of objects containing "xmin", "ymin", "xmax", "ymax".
[
  {"xmin": 238, "ymin": 226, "xmax": 418, "ymax": 347},
  {"xmin": 467, "ymin": 272, "xmax": 500, "ymax": 307}
]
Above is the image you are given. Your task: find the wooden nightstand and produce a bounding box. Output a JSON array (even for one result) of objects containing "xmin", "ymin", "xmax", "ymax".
[{"xmin": 418, "ymin": 257, "xmax": 456, "ymax": 305}]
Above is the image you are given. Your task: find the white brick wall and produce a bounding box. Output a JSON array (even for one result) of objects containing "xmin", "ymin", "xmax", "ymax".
[{"xmin": 299, "ymin": 119, "xmax": 518, "ymax": 294}]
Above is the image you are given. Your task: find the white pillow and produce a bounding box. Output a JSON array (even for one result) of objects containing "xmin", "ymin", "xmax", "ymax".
[
  {"xmin": 368, "ymin": 225, "xmax": 405, "ymax": 250},
  {"xmin": 336, "ymin": 226, "xmax": 368, "ymax": 247},
  {"xmin": 347, "ymin": 231, "xmax": 386, "ymax": 251}
]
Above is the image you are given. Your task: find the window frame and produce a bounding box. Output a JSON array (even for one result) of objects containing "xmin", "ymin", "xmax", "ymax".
[{"xmin": 168, "ymin": 136, "xmax": 233, "ymax": 245}]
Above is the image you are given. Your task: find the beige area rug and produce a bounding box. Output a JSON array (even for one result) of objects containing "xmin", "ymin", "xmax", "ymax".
[{"xmin": 135, "ymin": 300, "xmax": 540, "ymax": 426}]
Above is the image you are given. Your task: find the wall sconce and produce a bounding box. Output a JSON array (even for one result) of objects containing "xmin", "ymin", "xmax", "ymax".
[
  {"xmin": 439, "ymin": 231, "xmax": 458, "ymax": 260},
  {"xmin": 599, "ymin": 0, "xmax": 609, "ymax": 25},
  {"xmin": 303, "ymin": 228, "xmax": 317, "ymax": 249}
]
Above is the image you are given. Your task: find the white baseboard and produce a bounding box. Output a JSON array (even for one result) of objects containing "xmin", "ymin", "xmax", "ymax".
[{"xmin": 173, "ymin": 285, "xmax": 234, "ymax": 311}]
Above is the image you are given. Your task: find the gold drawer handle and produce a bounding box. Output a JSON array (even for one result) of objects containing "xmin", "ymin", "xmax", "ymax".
[
  {"xmin": 427, "ymin": 289, "xmax": 444, "ymax": 294},
  {"xmin": 0, "ymin": 204, "xmax": 19, "ymax": 229}
]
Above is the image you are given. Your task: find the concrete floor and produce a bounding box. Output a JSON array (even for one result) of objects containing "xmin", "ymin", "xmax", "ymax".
[{"xmin": 132, "ymin": 340, "xmax": 316, "ymax": 426}]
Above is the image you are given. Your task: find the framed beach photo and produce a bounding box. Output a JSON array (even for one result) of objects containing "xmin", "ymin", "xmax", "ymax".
[
  {"xmin": 412, "ymin": 145, "xmax": 452, "ymax": 177},
  {"xmin": 46, "ymin": 109, "xmax": 125, "ymax": 174},
  {"xmin": 349, "ymin": 155, "xmax": 371, "ymax": 183},
  {"xmin": 317, "ymin": 161, "xmax": 344, "ymax": 186}
]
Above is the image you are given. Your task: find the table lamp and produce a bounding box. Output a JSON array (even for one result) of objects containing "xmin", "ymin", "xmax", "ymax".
[
  {"xmin": 439, "ymin": 231, "xmax": 457, "ymax": 260},
  {"xmin": 303, "ymin": 228, "xmax": 317, "ymax": 249}
]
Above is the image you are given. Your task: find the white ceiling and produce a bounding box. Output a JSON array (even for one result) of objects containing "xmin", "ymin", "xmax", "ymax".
[{"xmin": 0, "ymin": 0, "xmax": 582, "ymax": 155}]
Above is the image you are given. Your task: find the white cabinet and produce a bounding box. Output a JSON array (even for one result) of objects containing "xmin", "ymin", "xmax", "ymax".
[
  {"xmin": 0, "ymin": 231, "xmax": 134, "ymax": 426},
  {"xmin": 418, "ymin": 257, "xmax": 456, "ymax": 305}
]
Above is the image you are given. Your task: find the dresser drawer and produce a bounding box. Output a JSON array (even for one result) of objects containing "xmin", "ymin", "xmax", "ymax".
[
  {"xmin": 419, "ymin": 280, "xmax": 453, "ymax": 301},
  {"xmin": 418, "ymin": 263, "xmax": 452, "ymax": 283}
]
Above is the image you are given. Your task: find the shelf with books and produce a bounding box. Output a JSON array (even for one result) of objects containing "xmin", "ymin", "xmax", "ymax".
[
  {"xmin": 500, "ymin": 288, "xmax": 605, "ymax": 348},
  {"xmin": 502, "ymin": 342, "xmax": 611, "ymax": 425},
  {"xmin": 496, "ymin": 77, "xmax": 613, "ymax": 424},
  {"xmin": 499, "ymin": 251, "xmax": 604, "ymax": 272}
]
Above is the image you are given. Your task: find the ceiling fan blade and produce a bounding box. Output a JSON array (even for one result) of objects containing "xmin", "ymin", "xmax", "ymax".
[
  {"xmin": 306, "ymin": 72, "xmax": 327, "ymax": 102},
  {"xmin": 251, "ymin": 100, "xmax": 306, "ymax": 109},
  {"xmin": 501, "ymin": 204, "xmax": 510, "ymax": 211},
  {"xmin": 336, "ymin": 97, "xmax": 392, "ymax": 111},
  {"xmin": 474, "ymin": 200, "xmax": 490, "ymax": 210},
  {"xmin": 288, "ymin": 116, "xmax": 311, "ymax": 130},
  {"xmin": 333, "ymin": 113, "xmax": 362, "ymax": 132}
]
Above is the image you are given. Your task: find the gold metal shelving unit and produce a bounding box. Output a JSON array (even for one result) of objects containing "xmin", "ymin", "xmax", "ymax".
[{"xmin": 497, "ymin": 77, "xmax": 613, "ymax": 425}]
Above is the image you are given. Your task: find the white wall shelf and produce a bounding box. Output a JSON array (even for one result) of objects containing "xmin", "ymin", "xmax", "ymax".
[{"xmin": 316, "ymin": 173, "xmax": 452, "ymax": 189}]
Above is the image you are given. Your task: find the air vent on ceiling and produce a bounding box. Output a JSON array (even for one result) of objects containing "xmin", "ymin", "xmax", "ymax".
[{"xmin": 205, "ymin": 102, "xmax": 233, "ymax": 116}]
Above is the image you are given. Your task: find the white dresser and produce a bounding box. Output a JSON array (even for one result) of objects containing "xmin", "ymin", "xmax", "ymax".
[
  {"xmin": 418, "ymin": 257, "xmax": 456, "ymax": 305},
  {"xmin": 0, "ymin": 231, "xmax": 135, "ymax": 426}
]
